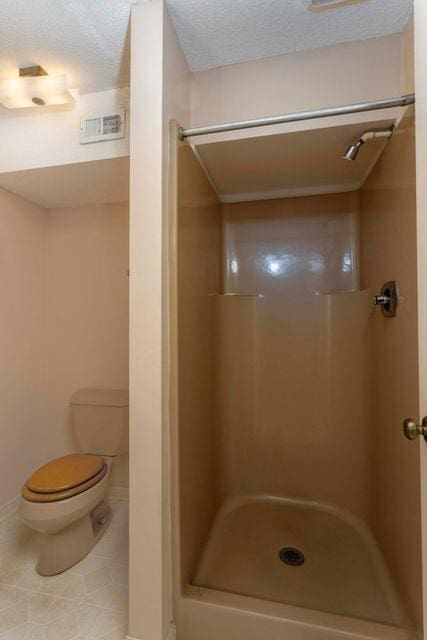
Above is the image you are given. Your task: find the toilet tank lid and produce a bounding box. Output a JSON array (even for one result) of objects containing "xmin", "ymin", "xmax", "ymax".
[{"xmin": 70, "ymin": 388, "xmax": 129, "ymax": 408}]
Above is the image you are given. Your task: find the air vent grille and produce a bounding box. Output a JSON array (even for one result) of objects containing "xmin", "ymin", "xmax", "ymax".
[
  {"xmin": 85, "ymin": 116, "xmax": 102, "ymax": 138},
  {"xmin": 80, "ymin": 109, "xmax": 125, "ymax": 144},
  {"xmin": 103, "ymin": 114, "xmax": 121, "ymax": 135}
]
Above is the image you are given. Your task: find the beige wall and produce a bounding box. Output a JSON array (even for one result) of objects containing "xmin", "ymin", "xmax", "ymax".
[
  {"xmin": 191, "ymin": 35, "xmax": 403, "ymax": 143},
  {"xmin": 176, "ymin": 143, "xmax": 222, "ymax": 586},
  {"xmin": 0, "ymin": 188, "xmax": 47, "ymax": 509},
  {"xmin": 360, "ymin": 108, "xmax": 422, "ymax": 630},
  {"xmin": 0, "ymin": 195, "xmax": 129, "ymax": 510},
  {"xmin": 402, "ymin": 16, "xmax": 414, "ymax": 95},
  {"xmin": 45, "ymin": 203, "xmax": 129, "ymax": 489}
]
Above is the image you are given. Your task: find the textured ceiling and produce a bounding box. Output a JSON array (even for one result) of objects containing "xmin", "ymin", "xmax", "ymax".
[
  {"xmin": 0, "ymin": 0, "xmax": 413, "ymax": 93},
  {"xmin": 167, "ymin": 0, "xmax": 414, "ymax": 72},
  {"xmin": 0, "ymin": 0, "xmax": 135, "ymax": 94}
]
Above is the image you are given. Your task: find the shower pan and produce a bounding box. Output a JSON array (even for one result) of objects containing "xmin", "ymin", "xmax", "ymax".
[{"xmin": 193, "ymin": 495, "xmax": 406, "ymax": 626}]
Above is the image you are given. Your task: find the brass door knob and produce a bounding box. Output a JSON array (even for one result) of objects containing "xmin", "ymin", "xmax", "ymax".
[{"xmin": 403, "ymin": 417, "xmax": 427, "ymax": 440}]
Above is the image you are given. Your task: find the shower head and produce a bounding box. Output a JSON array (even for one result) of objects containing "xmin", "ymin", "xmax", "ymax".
[
  {"xmin": 342, "ymin": 126, "xmax": 395, "ymax": 163},
  {"xmin": 343, "ymin": 139, "xmax": 365, "ymax": 162}
]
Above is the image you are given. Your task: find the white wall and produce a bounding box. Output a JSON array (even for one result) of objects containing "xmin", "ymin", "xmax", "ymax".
[
  {"xmin": 0, "ymin": 188, "xmax": 47, "ymax": 510},
  {"xmin": 0, "ymin": 87, "xmax": 129, "ymax": 174},
  {"xmin": 129, "ymin": 1, "xmax": 191, "ymax": 638}
]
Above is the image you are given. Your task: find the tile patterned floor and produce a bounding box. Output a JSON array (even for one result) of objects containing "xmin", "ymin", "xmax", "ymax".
[{"xmin": 0, "ymin": 499, "xmax": 128, "ymax": 640}]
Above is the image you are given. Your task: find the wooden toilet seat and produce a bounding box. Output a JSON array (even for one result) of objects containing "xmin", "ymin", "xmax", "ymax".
[{"xmin": 22, "ymin": 453, "xmax": 107, "ymax": 503}]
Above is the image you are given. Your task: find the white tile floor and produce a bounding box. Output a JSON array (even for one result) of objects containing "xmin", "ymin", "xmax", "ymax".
[{"xmin": 0, "ymin": 499, "xmax": 128, "ymax": 640}]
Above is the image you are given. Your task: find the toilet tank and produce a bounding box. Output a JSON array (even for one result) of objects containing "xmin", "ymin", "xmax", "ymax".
[{"xmin": 70, "ymin": 388, "xmax": 129, "ymax": 456}]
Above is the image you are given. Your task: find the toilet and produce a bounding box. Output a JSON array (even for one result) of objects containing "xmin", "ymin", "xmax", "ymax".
[{"xmin": 19, "ymin": 388, "xmax": 129, "ymax": 576}]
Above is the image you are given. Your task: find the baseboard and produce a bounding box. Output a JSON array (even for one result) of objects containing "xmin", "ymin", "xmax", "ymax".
[
  {"xmin": 126, "ymin": 622, "xmax": 176, "ymax": 640},
  {"xmin": 108, "ymin": 485, "xmax": 129, "ymax": 500},
  {"xmin": 0, "ymin": 496, "xmax": 19, "ymax": 523}
]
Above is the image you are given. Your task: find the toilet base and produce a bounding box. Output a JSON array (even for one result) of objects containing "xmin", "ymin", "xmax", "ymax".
[{"xmin": 36, "ymin": 499, "xmax": 112, "ymax": 576}]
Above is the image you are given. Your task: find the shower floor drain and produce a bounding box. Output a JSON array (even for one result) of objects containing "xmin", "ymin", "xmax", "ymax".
[{"xmin": 279, "ymin": 547, "xmax": 305, "ymax": 566}]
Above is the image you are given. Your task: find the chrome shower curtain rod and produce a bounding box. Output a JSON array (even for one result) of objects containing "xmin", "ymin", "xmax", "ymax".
[{"xmin": 179, "ymin": 93, "xmax": 415, "ymax": 139}]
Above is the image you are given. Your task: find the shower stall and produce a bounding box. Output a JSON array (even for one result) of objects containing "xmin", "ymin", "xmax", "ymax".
[{"xmin": 170, "ymin": 104, "xmax": 421, "ymax": 640}]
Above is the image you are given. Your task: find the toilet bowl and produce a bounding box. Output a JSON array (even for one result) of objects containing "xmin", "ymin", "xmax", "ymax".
[{"xmin": 19, "ymin": 388, "xmax": 129, "ymax": 576}]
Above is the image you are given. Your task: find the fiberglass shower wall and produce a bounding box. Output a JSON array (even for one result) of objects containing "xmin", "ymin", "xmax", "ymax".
[
  {"xmin": 216, "ymin": 194, "xmax": 372, "ymax": 523},
  {"xmin": 360, "ymin": 107, "xmax": 422, "ymax": 631},
  {"xmin": 176, "ymin": 139, "xmax": 374, "ymax": 588},
  {"xmin": 176, "ymin": 142, "xmax": 222, "ymax": 589}
]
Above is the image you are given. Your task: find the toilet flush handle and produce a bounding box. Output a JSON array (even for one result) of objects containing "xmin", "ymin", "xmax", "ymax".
[{"xmin": 403, "ymin": 417, "xmax": 427, "ymax": 440}]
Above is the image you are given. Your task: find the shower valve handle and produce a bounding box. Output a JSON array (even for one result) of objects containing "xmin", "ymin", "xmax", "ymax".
[
  {"xmin": 374, "ymin": 281, "xmax": 398, "ymax": 317},
  {"xmin": 403, "ymin": 417, "xmax": 427, "ymax": 440},
  {"xmin": 374, "ymin": 294, "xmax": 391, "ymax": 306}
]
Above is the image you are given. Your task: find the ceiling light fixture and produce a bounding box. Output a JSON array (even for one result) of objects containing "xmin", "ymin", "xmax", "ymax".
[{"xmin": 0, "ymin": 65, "xmax": 77, "ymax": 110}]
